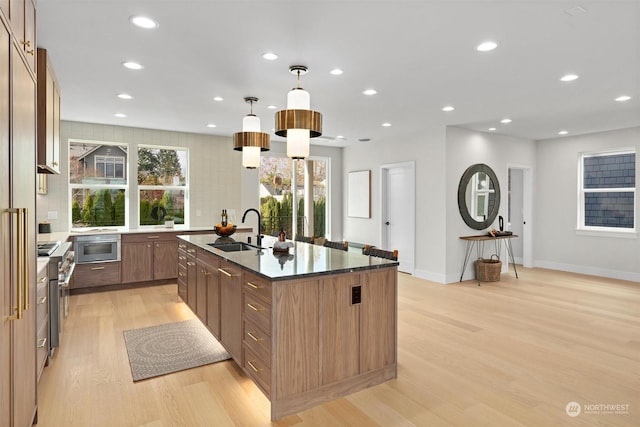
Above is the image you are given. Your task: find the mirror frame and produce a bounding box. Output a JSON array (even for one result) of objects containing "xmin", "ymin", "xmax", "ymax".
[{"xmin": 457, "ymin": 163, "xmax": 501, "ymax": 230}]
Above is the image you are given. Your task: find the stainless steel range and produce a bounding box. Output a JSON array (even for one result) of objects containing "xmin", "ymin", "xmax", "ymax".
[{"xmin": 37, "ymin": 241, "xmax": 75, "ymax": 355}]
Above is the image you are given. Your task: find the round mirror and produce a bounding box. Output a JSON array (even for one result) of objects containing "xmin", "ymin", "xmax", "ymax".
[{"xmin": 457, "ymin": 163, "xmax": 501, "ymax": 230}]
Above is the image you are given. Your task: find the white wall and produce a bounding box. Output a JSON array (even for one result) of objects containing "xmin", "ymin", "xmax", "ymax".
[
  {"xmin": 535, "ymin": 126, "xmax": 640, "ymax": 281},
  {"xmin": 343, "ymin": 124, "xmax": 447, "ymax": 282},
  {"xmin": 37, "ymin": 121, "xmax": 343, "ymax": 238},
  {"xmin": 445, "ymin": 127, "xmax": 537, "ymax": 283}
]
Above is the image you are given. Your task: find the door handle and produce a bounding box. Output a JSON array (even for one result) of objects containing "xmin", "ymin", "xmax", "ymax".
[{"xmin": 385, "ymin": 221, "xmax": 390, "ymax": 225}]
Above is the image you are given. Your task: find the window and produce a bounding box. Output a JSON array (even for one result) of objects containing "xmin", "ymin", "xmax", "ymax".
[
  {"xmin": 259, "ymin": 156, "xmax": 328, "ymax": 238},
  {"xmin": 579, "ymin": 150, "xmax": 635, "ymax": 231},
  {"xmin": 137, "ymin": 146, "xmax": 188, "ymax": 226},
  {"xmin": 69, "ymin": 140, "xmax": 128, "ymax": 229},
  {"xmin": 95, "ymin": 156, "xmax": 124, "ymax": 178}
]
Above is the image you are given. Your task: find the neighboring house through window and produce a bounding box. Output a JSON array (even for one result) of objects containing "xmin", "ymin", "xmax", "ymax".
[{"xmin": 579, "ymin": 149, "xmax": 636, "ymax": 231}]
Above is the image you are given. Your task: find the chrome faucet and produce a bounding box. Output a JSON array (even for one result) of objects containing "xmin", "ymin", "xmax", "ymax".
[{"xmin": 242, "ymin": 208, "xmax": 262, "ymax": 247}]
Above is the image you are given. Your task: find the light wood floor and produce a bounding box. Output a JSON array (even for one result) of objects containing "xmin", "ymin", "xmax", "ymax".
[{"xmin": 37, "ymin": 268, "xmax": 639, "ymax": 426}]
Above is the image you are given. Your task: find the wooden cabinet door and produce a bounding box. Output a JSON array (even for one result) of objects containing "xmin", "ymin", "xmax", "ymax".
[
  {"xmin": 219, "ymin": 259, "xmax": 241, "ymax": 362},
  {"xmin": 205, "ymin": 262, "xmax": 221, "ymax": 339},
  {"xmin": 320, "ymin": 274, "xmax": 360, "ymax": 385},
  {"xmin": 121, "ymin": 242, "xmax": 153, "ymax": 283},
  {"xmin": 0, "ymin": 1, "xmax": 9, "ymax": 20},
  {"xmin": 186, "ymin": 257, "xmax": 197, "ymax": 312},
  {"xmin": 11, "ymin": 40, "xmax": 36, "ymax": 427},
  {"xmin": 8, "ymin": 0, "xmax": 23, "ymax": 44},
  {"xmin": 22, "ymin": 0, "xmax": 34, "ymax": 71},
  {"xmin": 153, "ymin": 240, "xmax": 177, "ymax": 280},
  {"xmin": 0, "ymin": 21, "xmax": 10, "ymax": 427},
  {"xmin": 195, "ymin": 261, "xmax": 208, "ymax": 323}
]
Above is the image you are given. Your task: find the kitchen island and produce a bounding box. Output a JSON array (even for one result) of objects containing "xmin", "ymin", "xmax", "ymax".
[{"xmin": 177, "ymin": 233, "xmax": 398, "ymax": 420}]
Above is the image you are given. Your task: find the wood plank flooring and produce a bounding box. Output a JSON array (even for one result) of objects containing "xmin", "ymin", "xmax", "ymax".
[{"xmin": 37, "ymin": 268, "xmax": 640, "ymax": 426}]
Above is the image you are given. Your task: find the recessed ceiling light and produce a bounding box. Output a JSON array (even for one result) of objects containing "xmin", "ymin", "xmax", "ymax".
[
  {"xmin": 363, "ymin": 89, "xmax": 377, "ymax": 96},
  {"xmin": 441, "ymin": 105, "xmax": 455, "ymax": 112},
  {"xmin": 558, "ymin": 130, "xmax": 569, "ymax": 135},
  {"xmin": 500, "ymin": 118, "xmax": 512, "ymax": 124},
  {"xmin": 476, "ymin": 41, "xmax": 498, "ymax": 52},
  {"xmin": 615, "ymin": 95, "xmax": 631, "ymax": 102},
  {"xmin": 336, "ymin": 135, "xmax": 346, "ymax": 139},
  {"xmin": 122, "ymin": 61, "xmax": 143, "ymax": 70},
  {"xmin": 114, "ymin": 113, "xmax": 127, "ymax": 118},
  {"xmin": 262, "ymin": 52, "xmax": 278, "ymax": 60},
  {"xmin": 330, "ymin": 68, "xmax": 343, "ymax": 75},
  {"xmin": 117, "ymin": 93, "xmax": 133, "ymax": 100},
  {"xmin": 488, "ymin": 127, "xmax": 496, "ymax": 131},
  {"xmin": 560, "ymin": 74, "xmax": 579, "ymax": 82},
  {"xmin": 206, "ymin": 124, "xmax": 217, "ymax": 128},
  {"xmin": 382, "ymin": 122, "xmax": 392, "ymax": 127},
  {"xmin": 267, "ymin": 105, "xmax": 277, "ymax": 110},
  {"xmin": 129, "ymin": 16, "xmax": 158, "ymax": 29},
  {"xmin": 213, "ymin": 96, "xmax": 223, "ymax": 102}
]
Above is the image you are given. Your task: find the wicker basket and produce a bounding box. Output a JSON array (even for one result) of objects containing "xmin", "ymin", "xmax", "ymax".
[{"xmin": 475, "ymin": 255, "xmax": 502, "ymax": 282}]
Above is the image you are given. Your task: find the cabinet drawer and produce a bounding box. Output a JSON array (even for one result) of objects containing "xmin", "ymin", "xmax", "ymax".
[
  {"xmin": 197, "ymin": 248, "xmax": 219, "ymax": 269},
  {"xmin": 243, "ymin": 292, "xmax": 271, "ymax": 330},
  {"xmin": 243, "ymin": 319, "xmax": 271, "ymax": 366},
  {"xmin": 185, "ymin": 243, "xmax": 197, "ymax": 258},
  {"xmin": 36, "ymin": 319, "xmax": 49, "ymax": 377},
  {"xmin": 73, "ymin": 262, "xmax": 121, "ymax": 288},
  {"xmin": 36, "ymin": 290, "xmax": 49, "ymax": 328},
  {"xmin": 177, "ymin": 281, "xmax": 187, "ymax": 302},
  {"xmin": 243, "ymin": 271, "xmax": 272, "ymax": 303},
  {"xmin": 243, "ymin": 346, "xmax": 271, "ymax": 397},
  {"xmin": 178, "ymin": 263, "xmax": 187, "ymax": 281},
  {"xmin": 122, "ymin": 232, "xmax": 178, "ymax": 243}
]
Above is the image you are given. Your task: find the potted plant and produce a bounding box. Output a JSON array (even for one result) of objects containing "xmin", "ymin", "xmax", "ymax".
[{"xmin": 164, "ymin": 215, "xmax": 175, "ymax": 228}]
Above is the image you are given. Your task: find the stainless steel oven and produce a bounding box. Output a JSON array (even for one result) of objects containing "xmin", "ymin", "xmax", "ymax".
[
  {"xmin": 74, "ymin": 234, "xmax": 121, "ymax": 264},
  {"xmin": 37, "ymin": 240, "xmax": 74, "ymax": 355}
]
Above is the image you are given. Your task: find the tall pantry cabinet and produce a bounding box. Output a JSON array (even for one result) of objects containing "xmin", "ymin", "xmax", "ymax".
[{"xmin": 1, "ymin": 1, "xmax": 38, "ymax": 426}]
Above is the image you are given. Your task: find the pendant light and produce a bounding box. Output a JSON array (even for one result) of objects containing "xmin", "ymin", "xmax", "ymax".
[
  {"xmin": 275, "ymin": 65, "xmax": 322, "ymax": 159},
  {"xmin": 233, "ymin": 97, "xmax": 270, "ymax": 169}
]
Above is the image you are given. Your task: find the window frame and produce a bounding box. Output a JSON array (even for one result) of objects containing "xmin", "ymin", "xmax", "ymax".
[
  {"xmin": 95, "ymin": 155, "xmax": 125, "ymax": 179},
  {"xmin": 68, "ymin": 139, "xmax": 129, "ymax": 230},
  {"xmin": 577, "ymin": 148, "xmax": 636, "ymax": 235},
  {"xmin": 137, "ymin": 144, "xmax": 189, "ymax": 227}
]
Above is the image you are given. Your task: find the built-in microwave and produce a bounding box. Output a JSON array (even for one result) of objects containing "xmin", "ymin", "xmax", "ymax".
[{"xmin": 74, "ymin": 234, "xmax": 121, "ymax": 264}]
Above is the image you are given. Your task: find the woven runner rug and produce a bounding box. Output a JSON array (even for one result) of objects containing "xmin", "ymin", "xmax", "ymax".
[{"xmin": 123, "ymin": 319, "xmax": 230, "ymax": 381}]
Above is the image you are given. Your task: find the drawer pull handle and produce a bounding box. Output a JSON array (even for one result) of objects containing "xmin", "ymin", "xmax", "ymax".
[
  {"xmin": 247, "ymin": 332, "xmax": 262, "ymax": 342},
  {"xmin": 38, "ymin": 296, "xmax": 47, "ymax": 305},
  {"xmin": 91, "ymin": 266, "xmax": 105, "ymax": 270},
  {"xmin": 37, "ymin": 338, "xmax": 47, "ymax": 348},
  {"xmin": 178, "ymin": 256, "xmax": 186, "ymax": 260},
  {"xmin": 247, "ymin": 361, "xmax": 262, "ymax": 373},
  {"xmin": 187, "ymin": 261, "xmax": 196, "ymax": 266},
  {"xmin": 178, "ymin": 244, "xmax": 186, "ymax": 249},
  {"xmin": 203, "ymin": 271, "xmax": 211, "ymax": 276},
  {"xmin": 187, "ymin": 249, "xmax": 196, "ymax": 253},
  {"xmin": 218, "ymin": 268, "xmax": 232, "ymax": 277},
  {"xmin": 38, "ymin": 276, "xmax": 47, "ymax": 283},
  {"xmin": 147, "ymin": 236, "xmax": 160, "ymax": 239},
  {"xmin": 247, "ymin": 303, "xmax": 262, "ymax": 312},
  {"xmin": 178, "ymin": 272, "xmax": 184, "ymax": 277},
  {"xmin": 246, "ymin": 282, "xmax": 261, "ymax": 289}
]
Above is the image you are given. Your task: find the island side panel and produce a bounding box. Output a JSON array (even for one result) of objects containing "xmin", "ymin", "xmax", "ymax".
[
  {"xmin": 320, "ymin": 273, "xmax": 361, "ymax": 385},
  {"xmin": 274, "ymin": 278, "xmax": 320, "ymax": 398}
]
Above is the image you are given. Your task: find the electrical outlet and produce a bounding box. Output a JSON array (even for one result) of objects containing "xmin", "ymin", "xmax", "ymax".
[
  {"xmin": 47, "ymin": 211, "xmax": 58, "ymax": 220},
  {"xmin": 351, "ymin": 285, "xmax": 361, "ymax": 305}
]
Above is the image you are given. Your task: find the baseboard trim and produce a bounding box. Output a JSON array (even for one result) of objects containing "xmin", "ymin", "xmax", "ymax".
[{"xmin": 535, "ymin": 260, "xmax": 640, "ymax": 282}]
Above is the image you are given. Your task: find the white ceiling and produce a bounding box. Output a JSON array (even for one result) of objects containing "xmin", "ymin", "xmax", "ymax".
[{"xmin": 35, "ymin": 0, "xmax": 640, "ymax": 147}]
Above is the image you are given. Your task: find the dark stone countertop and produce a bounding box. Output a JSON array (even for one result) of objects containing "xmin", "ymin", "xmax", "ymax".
[{"xmin": 177, "ymin": 233, "xmax": 398, "ymax": 281}]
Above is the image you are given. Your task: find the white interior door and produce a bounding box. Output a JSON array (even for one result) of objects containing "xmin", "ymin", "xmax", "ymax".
[
  {"xmin": 381, "ymin": 162, "xmax": 415, "ymax": 274},
  {"xmin": 507, "ymin": 165, "xmax": 533, "ymax": 268}
]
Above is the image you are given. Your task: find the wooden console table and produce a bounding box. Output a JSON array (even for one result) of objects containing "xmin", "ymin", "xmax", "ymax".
[{"xmin": 459, "ymin": 234, "xmax": 519, "ymax": 282}]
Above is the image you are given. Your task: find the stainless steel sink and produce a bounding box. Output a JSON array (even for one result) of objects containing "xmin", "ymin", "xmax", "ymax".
[{"xmin": 208, "ymin": 242, "xmax": 255, "ymax": 252}]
